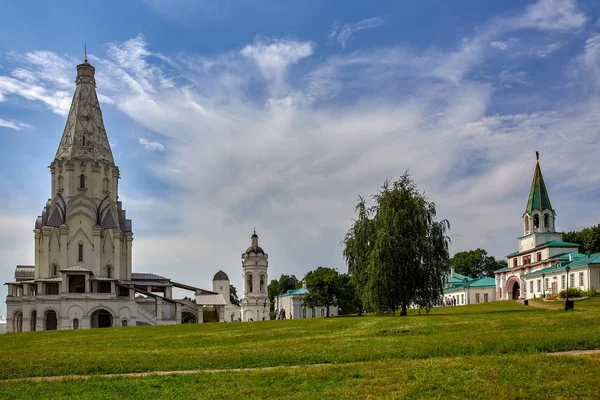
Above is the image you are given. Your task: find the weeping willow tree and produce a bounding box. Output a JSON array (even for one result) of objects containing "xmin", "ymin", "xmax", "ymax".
[{"xmin": 343, "ymin": 173, "xmax": 450, "ymax": 316}]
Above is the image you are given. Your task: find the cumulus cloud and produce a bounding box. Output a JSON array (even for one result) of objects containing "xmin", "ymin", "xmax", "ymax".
[
  {"xmin": 329, "ymin": 16, "xmax": 385, "ymax": 49},
  {"xmin": 241, "ymin": 37, "xmax": 314, "ymax": 93}
]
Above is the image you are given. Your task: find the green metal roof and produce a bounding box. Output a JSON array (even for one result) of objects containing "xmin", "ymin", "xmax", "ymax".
[
  {"xmin": 504, "ymin": 240, "xmax": 580, "ymax": 258},
  {"xmin": 522, "ymin": 252, "xmax": 600, "ymax": 278},
  {"xmin": 444, "ymin": 276, "xmax": 496, "ymax": 292},
  {"xmin": 525, "ymin": 157, "xmax": 553, "ymax": 214},
  {"xmin": 279, "ymin": 287, "xmax": 309, "ymax": 297}
]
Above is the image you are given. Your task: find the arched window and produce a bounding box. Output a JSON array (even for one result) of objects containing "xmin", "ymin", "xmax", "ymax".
[
  {"xmin": 544, "ymin": 213, "xmax": 549, "ymax": 228},
  {"xmin": 533, "ymin": 214, "xmax": 540, "ymax": 229},
  {"xmin": 78, "ymin": 244, "xmax": 84, "ymax": 262},
  {"xmin": 524, "ymin": 216, "xmax": 530, "ymax": 232},
  {"xmin": 121, "ymin": 320, "xmax": 128, "ymax": 327},
  {"xmin": 82, "ymin": 135, "xmax": 86, "ymax": 147},
  {"xmin": 73, "ymin": 318, "xmax": 79, "ymax": 330},
  {"xmin": 79, "ymin": 174, "xmax": 86, "ymax": 189},
  {"xmin": 246, "ymin": 274, "xmax": 253, "ymax": 293},
  {"xmin": 321, "ymin": 308, "xmax": 325, "ymax": 317},
  {"xmin": 259, "ymin": 274, "xmax": 265, "ymax": 293},
  {"xmin": 106, "ymin": 265, "xmax": 112, "ymax": 279}
]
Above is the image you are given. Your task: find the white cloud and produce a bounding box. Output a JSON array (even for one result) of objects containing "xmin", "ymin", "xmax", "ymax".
[
  {"xmin": 537, "ymin": 42, "xmax": 564, "ymax": 57},
  {"xmin": 329, "ymin": 16, "xmax": 385, "ymax": 49},
  {"xmin": 138, "ymin": 137, "xmax": 165, "ymax": 152},
  {"xmin": 0, "ymin": 118, "xmax": 32, "ymax": 131},
  {"xmin": 241, "ymin": 37, "xmax": 314, "ymax": 93},
  {"xmin": 491, "ymin": 41, "xmax": 509, "ymax": 50},
  {"xmin": 0, "ymin": 76, "xmax": 71, "ymax": 115},
  {"xmin": 512, "ymin": 0, "xmax": 587, "ymax": 31}
]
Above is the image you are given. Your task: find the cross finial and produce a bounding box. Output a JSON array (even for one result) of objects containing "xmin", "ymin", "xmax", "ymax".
[
  {"xmin": 253, "ymin": 226, "xmax": 256, "ymax": 235},
  {"xmin": 536, "ymin": 151, "xmax": 539, "ymax": 161},
  {"xmin": 84, "ymin": 41, "xmax": 88, "ymax": 63}
]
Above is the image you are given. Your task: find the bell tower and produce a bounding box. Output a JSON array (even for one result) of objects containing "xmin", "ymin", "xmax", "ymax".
[
  {"xmin": 519, "ymin": 152, "xmax": 561, "ymax": 252},
  {"xmin": 240, "ymin": 229, "xmax": 270, "ymax": 322}
]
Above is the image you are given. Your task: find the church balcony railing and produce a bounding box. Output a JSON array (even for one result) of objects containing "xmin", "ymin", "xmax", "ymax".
[
  {"xmin": 36, "ymin": 294, "xmax": 62, "ymax": 301},
  {"xmin": 87, "ymin": 292, "xmax": 117, "ymax": 300}
]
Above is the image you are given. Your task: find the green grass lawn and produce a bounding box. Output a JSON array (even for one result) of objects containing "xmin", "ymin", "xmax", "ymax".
[
  {"xmin": 1, "ymin": 299, "xmax": 599, "ymax": 399},
  {"xmin": 530, "ymin": 295, "xmax": 600, "ymax": 310}
]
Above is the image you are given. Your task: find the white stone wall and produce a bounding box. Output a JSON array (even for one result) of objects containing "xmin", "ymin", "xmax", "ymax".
[
  {"xmin": 443, "ymin": 287, "xmax": 496, "ymax": 305},
  {"xmin": 274, "ymin": 294, "xmax": 339, "ymax": 319}
]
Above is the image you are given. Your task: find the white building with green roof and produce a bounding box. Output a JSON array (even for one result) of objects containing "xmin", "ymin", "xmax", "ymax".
[
  {"xmin": 494, "ymin": 153, "xmax": 600, "ymax": 300},
  {"xmin": 274, "ymin": 280, "xmax": 338, "ymax": 319},
  {"xmin": 442, "ymin": 267, "xmax": 497, "ymax": 306}
]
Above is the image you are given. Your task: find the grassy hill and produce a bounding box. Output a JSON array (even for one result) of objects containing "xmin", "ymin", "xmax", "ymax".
[{"xmin": 1, "ymin": 299, "xmax": 600, "ymax": 399}]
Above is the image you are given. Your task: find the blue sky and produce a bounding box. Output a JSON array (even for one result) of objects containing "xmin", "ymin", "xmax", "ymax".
[{"xmin": 1, "ymin": 0, "xmax": 600, "ymax": 314}]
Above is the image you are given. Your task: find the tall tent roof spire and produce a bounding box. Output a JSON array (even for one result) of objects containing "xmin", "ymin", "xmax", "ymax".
[
  {"xmin": 54, "ymin": 60, "xmax": 114, "ymax": 164},
  {"xmin": 525, "ymin": 152, "xmax": 553, "ymax": 214}
]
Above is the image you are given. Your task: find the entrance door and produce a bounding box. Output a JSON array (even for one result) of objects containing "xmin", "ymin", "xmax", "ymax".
[
  {"xmin": 551, "ymin": 282, "xmax": 557, "ymax": 295},
  {"xmin": 512, "ymin": 282, "xmax": 520, "ymax": 300},
  {"xmin": 45, "ymin": 311, "xmax": 57, "ymax": 330}
]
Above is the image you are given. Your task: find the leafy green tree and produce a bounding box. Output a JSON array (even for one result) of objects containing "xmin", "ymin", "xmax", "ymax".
[
  {"xmin": 229, "ymin": 284, "xmax": 240, "ymax": 307},
  {"xmin": 267, "ymin": 274, "xmax": 299, "ymax": 310},
  {"xmin": 335, "ymin": 273, "xmax": 361, "ymax": 315},
  {"xmin": 303, "ymin": 267, "xmax": 340, "ymax": 317},
  {"xmin": 343, "ymin": 173, "xmax": 450, "ymax": 316},
  {"xmin": 450, "ymin": 249, "xmax": 507, "ymax": 278},
  {"xmin": 563, "ymin": 224, "xmax": 600, "ymax": 254}
]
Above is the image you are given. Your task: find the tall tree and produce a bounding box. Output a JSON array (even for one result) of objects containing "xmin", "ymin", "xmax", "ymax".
[
  {"xmin": 229, "ymin": 284, "xmax": 240, "ymax": 307},
  {"xmin": 343, "ymin": 173, "xmax": 450, "ymax": 316},
  {"xmin": 267, "ymin": 274, "xmax": 299, "ymax": 304},
  {"xmin": 303, "ymin": 267, "xmax": 340, "ymax": 317},
  {"xmin": 450, "ymin": 249, "xmax": 507, "ymax": 278},
  {"xmin": 563, "ymin": 224, "xmax": 600, "ymax": 254}
]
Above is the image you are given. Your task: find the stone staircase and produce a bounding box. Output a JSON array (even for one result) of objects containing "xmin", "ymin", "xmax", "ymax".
[{"xmin": 135, "ymin": 301, "xmax": 157, "ymax": 326}]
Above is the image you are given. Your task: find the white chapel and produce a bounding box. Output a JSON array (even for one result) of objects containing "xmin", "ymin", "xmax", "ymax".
[{"xmin": 4, "ymin": 58, "xmax": 239, "ymax": 332}]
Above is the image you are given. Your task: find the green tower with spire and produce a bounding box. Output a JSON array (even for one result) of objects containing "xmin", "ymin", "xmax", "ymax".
[
  {"xmin": 525, "ymin": 151, "xmax": 553, "ymax": 216},
  {"xmin": 521, "ymin": 152, "xmax": 558, "ymax": 241}
]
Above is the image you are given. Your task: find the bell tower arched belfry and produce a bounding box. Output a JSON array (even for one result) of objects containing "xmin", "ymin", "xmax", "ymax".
[
  {"xmin": 519, "ymin": 152, "xmax": 560, "ymax": 252},
  {"xmin": 240, "ymin": 230, "xmax": 270, "ymax": 322}
]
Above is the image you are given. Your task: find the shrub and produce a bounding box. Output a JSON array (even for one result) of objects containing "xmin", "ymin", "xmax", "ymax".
[
  {"xmin": 584, "ymin": 288, "xmax": 598, "ymax": 297},
  {"xmin": 558, "ymin": 288, "xmax": 584, "ymax": 299}
]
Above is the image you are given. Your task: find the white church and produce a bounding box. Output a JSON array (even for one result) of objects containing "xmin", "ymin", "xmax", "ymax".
[
  {"xmin": 494, "ymin": 153, "xmax": 600, "ymax": 300},
  {"xmin": 3, "ymin": 58, "xmax": 265, "ymax": 333}
]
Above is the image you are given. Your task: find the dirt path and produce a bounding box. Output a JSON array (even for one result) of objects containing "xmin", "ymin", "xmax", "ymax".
[
  {"xmin": 548, "ymin": 350, "xmax": 600, "ymax": 356},
  {"xmin": 516, "ymin": 299, "xmax": 555, "ymax": 309},
  {"xmin": 4, "ymin": 350, "xmax": 600, "ymax": 383},
  {"xmin": 0, "ymin": 363, "xmax": 335, "ymax": 383}
]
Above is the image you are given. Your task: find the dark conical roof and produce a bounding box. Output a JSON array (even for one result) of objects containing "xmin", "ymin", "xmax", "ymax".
[
  {"xmin": 54, "ymin": 61, "xmax": 114, "ymax": 164},
  {"xmin": 525, "ymin": 154, "xmax": 553, "ymax": 214},
  {"xmin": 213, "ymin": 270, "xmax": 229, "ymax": 281}
]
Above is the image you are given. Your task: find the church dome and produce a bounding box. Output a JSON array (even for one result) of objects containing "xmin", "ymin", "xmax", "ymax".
[
  {"xmin": 213, "ymin": 270, "xmax": 229, "ymax": 281},
  {"xmin": 245, "ymin": 245, "xmax": 264, "ymax": 255}
]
